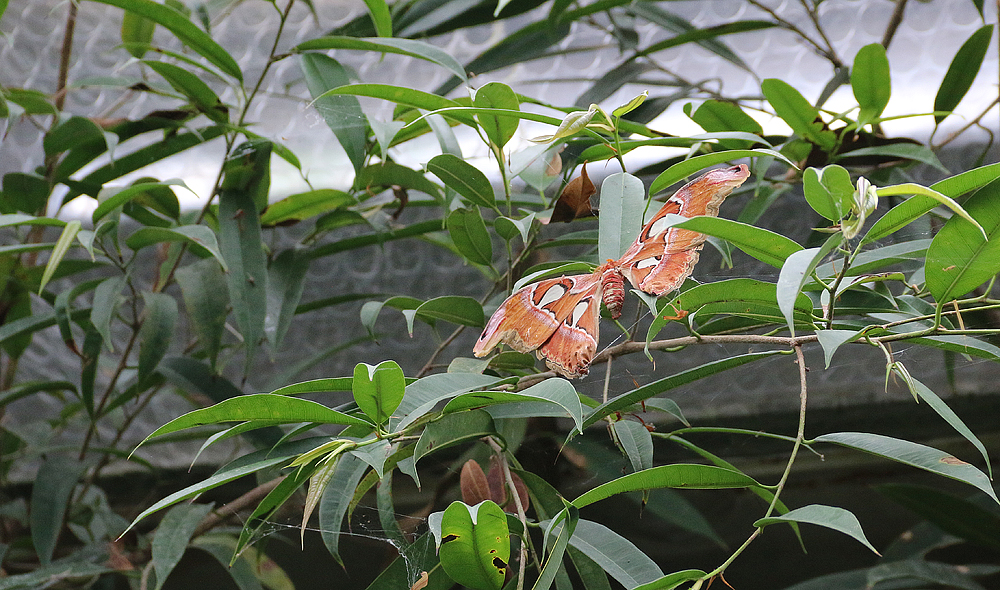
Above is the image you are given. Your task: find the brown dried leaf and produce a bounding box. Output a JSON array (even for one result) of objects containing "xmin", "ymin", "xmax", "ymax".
[
  {"xmin": 460, "ymin": 459, "xmax": 492, "ymax": 505},
  {"xmin": 551, "ymin": 162, "xmax": 596, "ymax": 223}
]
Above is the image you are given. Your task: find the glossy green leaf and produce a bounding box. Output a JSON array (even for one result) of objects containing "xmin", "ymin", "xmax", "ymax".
[
  {"xmin": 319, "ymin": 454, "xmax": 369, "ymax": 566},
  {"xmin": 535, "ymin": 505, "xmax": 579, "ymax": 590},
  {"xmin": 876, "ymin": 483, "xmax": 1000, "ymax": 551},
  {"xmin": 447, "ymin": 207, "xmax": 493, "ymax": 266},
  {"xmin": 561, "ymin": 519, "xmax": 663, "ymax": 590},
  {"xmin": 413, "ymin": 409, "xmax": 497, "ymax": 464},
  {"xmin": 44, "ymin": 116, "xmax": 106, "ymax": 156},
  {"xmin": 867, "ymin": 559, "xmax": 990, "ymax": 590},
  {"xmin": 137, "ymin": 292, "xmax": 177, "ymax": 386},
  {"xmin": 925, "ymin": 179, "xmax": 1000, "ymax": 302},
  {"xmin": 297, "ymin": 37, "xmax": 466, "ymax": 83},
  {"xmin": 125, "ymin": 225, "xmax": 227, "ymax": 270},
  {"xmin": 802, "ymin": 165, "xmax": 853, "ymax": 221},
  {"xmin": 427, "ymin": 154, "xmax": 495, "ymax": 208},
  {"xmin": 264, "ymin": 248, "xmax": 309, "ymax": 351},
  {"xmin": 92, "ymin": 180, "xmax": 189, "ymax": 224},
  {"xmin": 669, "ymin": 216, "xmax": 802, "ymax": 267},
  {"xmin": 175, "ymin": 259, "xmax": 228, "ymax": 367},
  {"xmin": 934, "ymin": 25, "xmax": 994, "ymax": 124},
  {"xmin": 145, "ymin": 60, "xmax": 227, "ymax": 122},
  {"xmin": 755, "ymin": 504, "xmax": 879, "ymax": 555},
  {"xmin": 91, "ymin": 0, "xmax": 242, "ymax": 80},
  {"xmin": 688, "ymin": 99, "xmax": 762, "ymax": 149},
  {"xmin": 474, "ymin": 82, "xmax": 520, "ymax": 151},
  {"xmin": 438, "ymin": 500, "xmax": 510, "ymax": 590},
  {"xmin": 353, "ymin": 360, "xmax": 405, "ymax": 426},
  {"xmin": 319, "ymin": 84, "xmax": 476, "ymax": 128},
  {"xmin": 121, "ymin": 7, "xmax": 155, "ymax": 58},
  {"xmin": 599, "ymin": 172, "xmax": 645, "ymax": 262},
  {"xmin": 761, "ymin": 79, "xmax": 836, "ymax": 151},
  {"xmin": 416, "ymin": 296, "xmax": 485, "ymax": 328},
  {"xmin": 394, "ymin": 373, "xmax": 507, "ymax": 432},
  {"xmin": 445, "ymin": 378, "xmax": 583, "ymax": 434},
  {"xmin": 573, "ymin": 464, "xmax": 759, "ymax": 508},
  {"xmin": 612, "ymin": 420, "xmax": 653, "ymax": 474},
  {"xmin": 218, "ymin": 142, "xmax": 270, "ymax": 370},
  {"xmin": 584, "ymin": 351, "xmax": 784, "ymax": 428},
  {"xmin": 355, "ymin": 161, "xmax": 442, "ymax": 199},
  {"xmin": 361, "ymin": 0, "xmax": 392, "ymax": 36},
  {"xmin": 30, "ymin": 456, "xmax": 87, "ymax": 566},
  {"xmin": 649, "ymin": 149, "xmax": 793, "ymax": 196},
  {"xmin": 815, "ymin": 432, "xmax": 998, "ymax": 503},
  {"xmin": 89, "ymin": 275, "xmax": 125, "ymax": 352},
  {"xmin": 910, "ymin": 334, "xmax": 1000, "ymax": 361},
  {"xmin": 151, "ymin": 503, "xmax": 214, "ymax": 590},
  {"xmin": 631, "ymin": 570, "xmax": 708, "ymax": 590},
  {"xmin": 300, "ymin": 53, "xmax": 367, "ymax": 175},
  {"xmin": 260, "ymin": 189, "xmax": 354, "ymax": 226},
  {"xmin": 838, "ymin": 143, "xmax": 948, "ymax": 173},
  {"xmin": 777, "ymin": 234, "xmax": 839, "ymax": 336},
  {"xmin": 851, "ymin": 43, "xmax": 891, "ymax": 125},
  {"xmin": 37, "ymin": 220, "xmax": 80, "ymax": 294}
]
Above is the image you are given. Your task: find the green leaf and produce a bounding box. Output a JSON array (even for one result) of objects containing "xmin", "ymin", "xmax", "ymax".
[
  {"xmin": 90, "ymin": 0, "xmax": 242, "ymax": 80},
  {"xmin": 92, "ymin": 180, "xmax": 190, "ymax": 224},
  {"xmin": 38, "ymin": 220, "xmax": 81, "ymax": 294},
  {"xmin": 234, "ymin": 463, "xmax": 317, "ymax": 561},
  {"xmin": 413, "ymin": 409, "xmax": 497, "ymax": 464},
  {"xmin": 44, "ymin": 116, "xmax": 106, "ymax": 156},
  {"xmin": 776, "ymin": 234, "xmax": 839, "ymax": 336},
  {"xmin": 30, "ymin": 456, "xmax": 88, "ymax": 566},
  {"xmin": 297, "ymin": 37, "xmax": 467, "ymax": 83},
  {"xmin": 265, "ymin": 249, "xmax": 309, "ymax": 351},
  {"xmin": 851, "ymin": 43, "xmax": 891, "ymax": 125},
  {"xmin": 754, "ymin": 504, "xmax": 879, "ymax": 555},
  {"xmin": 353, "ymin": 360, "xmax": 405, "ymax": 427},
  {"xmin": 474, "ymin": 82, "xmax": 520, "ymax": 151},
  {"xmin": 428, "ymin": 154, "xmax": 495, "ymax": 208},
  {"xmin": 867, "ymin": 559, "xmax": 990, "ymax": 590},
  {"xmin": 668, "ymin": 216, "xmax": 803, "ymax": 268},
  {"xmin": 612, "ymin": 420, "xmax": 653, "ymax": 474},
  {"xmin": 894, "ymin": 372, "xmax": 991, "ymax": 478},
  {"xmin": 355, "ymin": 161, "xmax": 443, "ymax": 200},
  {"xmin": 876, "ymin": 483, "xmax": 1000, "ymax": 551},
  {"xmin": 175, "ymin": 258, "xmax": 228, "ymax": 367},
  {"xmin": 361, "ymin": 0, "xmax": 392, "ymax": 36},
  {"xmin": 925, "ymin": 179, "xmax": 1000, "ymax": 302},
  {"xmin": 689, "ymin": 99, "xmax": 762, "ymax": 136},
  {"xmin": 816, "ymin": 432, "xmax": 998, "ymax": 503},
  {"xmin": 934, "ymin": 25, "xmax": 994, "ymax": 124},
  {"xmin": 151, "ymin": 503, "xmax": 214, "ymax": 590},
  {"xmin": 761, "ymin": 79, "xmax": 836, "ymax": 151},
  {"xmin": 145, "ymin": 60, "xmax": 227, "ymax": 123},
  {"xmin": 299, "ymin": 53, "xmax": 367, "ymax": 175},
  {"xmin": 317, "ymin": 83, "xmax": 476, "ymax": 128},
  {"xmin": 416, "ymin": 296, "xmax": 485, "ymax": 328},
  {"xmin": 125, "ymin": 225, "xmax": 228, "ymax": 271},
  {"xmin": 816, "ymin": 329, "xmax": 862, "ymax": 369},
  {"xmin": 438, "ymin": 500, "xmax": 510, "ymax": 590},
  {"xmin": 598, "ymin": 172, "xmax": 645, "ymax": 263},
  {"xmin": 137, "ymin": 395, "xmax": 371, "ymax": 447},
  {"xmin": 447, "ymin": 207, "xmax": 493, "ymax": 266},
  {"xmin": 121, "ymin": 6, "xmax": 156, "ymax": 58},
  {"xmin": 444, "ymin": 378, "xmax": 583, "ymax": 434},
  {"xmin": 837, "ymin": 143, "xmax": 948, "ymax": 173},
  {"xmin": 562, "ymin": 519, "xmax": 663, "ymax": 590},
  {"xmin": 863, "ymin": 163, "xmax": 1000, "ymax": 245},
  {"xmin": 90, "ymin": 275, "xmax": 125, "ymax": 352},
  {"xmin": 802, "ymin": 165, "xmax": 853, "ymax": 221},
  {"xmin": 137, "ymin": 292, "xmax": 177, "ymax": 386},
  {"xmin": 631, "ymin": 570, "xmax": 708, "ymax": 590},
  {"xmin": 648, "ymin": 149, "xmax": 793, "ymax": 196},
  {"xmin": 319, "ymin": 454, "xmax": 369, "ymax": 566},
  {"xmin": 260, "ymin": 189, "xmax": 355, "ymax": 226},
  {"xmin": 218, "ymin": 142, "xmax": 270, "ymax": 370},
  {"xmin": 573, "ymin": 464, "xmax": 759, "ymax": 508},
  {"xmin": 535, "ymin": 505, "xmax": 579, "ymax": 590},
  {"xmin": 584, "ymin": 352, "xmax": 784, "ymax": 428},
  {"xmin": 394, "ymin": 373, "xmax": 507, "ymax": 431}
]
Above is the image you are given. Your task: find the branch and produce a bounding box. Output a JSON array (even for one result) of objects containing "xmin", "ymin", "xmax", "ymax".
[{"xmin": 192, "ymin": 476, "xmax": 286, "ymax": 538}]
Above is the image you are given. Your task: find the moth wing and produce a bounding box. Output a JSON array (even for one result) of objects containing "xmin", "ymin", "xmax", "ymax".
[
  {"xmin": 473, "ymin": 274, "xmax": 596, "ymax": 358},
  {"xmin": 536, "ymin": 274, "xmax": 603, "ymax": 379}
]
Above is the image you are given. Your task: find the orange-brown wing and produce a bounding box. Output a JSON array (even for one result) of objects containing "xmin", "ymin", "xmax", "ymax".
[
  {"xmin": 474, "ymin": 273, "xmax": 602, "ymax": 379},
  {"xmin": 618, "ymin": 164, "xmax": 750, "ymax": 295}
]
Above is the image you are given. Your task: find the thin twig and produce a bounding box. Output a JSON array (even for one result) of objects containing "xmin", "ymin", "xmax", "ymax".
[
  {"xmin": 934, "ymin": 97, "xmax": 1000, "ymax": 150},
  {"xmin": 488, "ymin": 438, "xmax": 529, "ymax": 590},
  {"xmin": 55, "ymin": 0, "xmax": 78, "ymax": 111},
  {"xmin": 881, "ymin": 0, "xmax": 910, "ymax": 49}
]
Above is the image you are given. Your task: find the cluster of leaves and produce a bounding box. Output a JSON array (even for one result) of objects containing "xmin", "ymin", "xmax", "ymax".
[{"xmin": 1, "ymin": 0, "xmax": 999, "ymax": 589}]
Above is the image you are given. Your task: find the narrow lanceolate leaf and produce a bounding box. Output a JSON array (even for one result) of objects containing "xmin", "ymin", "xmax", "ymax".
[
  {"xmin": 301, "ymin": 456, "xmax": 341, "ymax": 546},
  {"xmin": 125, "ymin": 225, "xmax": 227, "ymax": 271},
  {"xmin": 137, "ymin": 292, "xmax": 177, "ymax": 386},
  {"xmin": 563, "ymin": 519, "xmax": 663, "ymax": 590},
  {"xmin": 296, "ymin": 37, "xmax": 467, "ymax": 83},
  {"xmin": 218, "ymin": 142, "xmax": 270, "ymax": 371},
  {"xmin": 413, "ymin": 410, "xmax": 497, "ymax": 464},
  {"xmin": 319, "ymin": 454, "xmax": 369, "ymax": 566},
  {"xmin": 260, "ymin": 189, "xmax": 355, "ymax": 226},
  {"xmin": 361, "ymin": 0, "xmax": 392, "ymax": 36},
  {"xmin": 612, "ymin": 420, "xmax": 653, "ymax": 473},
  {"xmin": 815, "ymin": 432, "xmax": 998, "ymax": 503},
  {"xmin": 89, "ymin": 0, "xmax": 243, "ymax": 80},
  {"xmin": 648, "ymin": 149, "xmax": 794, "ymax": 196},
  {"xmin": 934, "ymin": 25, "xmax": 994, "ymax": 124},
  {"xmin": 300, "ymin": 53, "xmax": 367, "ymax": 175},
  {"xmin": 145, "ymin": 60, "xmax": 227, "ymax": 123},
  {"xmin": 876, "ymin": 483, "xmax": 1000, "ymax": 552},
  {"xmin": 38, "ymin": 220, "xmax": 81, "ymax": 294},
  {"xmin": 447, "ymin": 207, "xmax": 493, "ymax": 266},
  {"xmin": 599, "ymin": 172, "xmax": 645, "ymax": 263},
  {"xmin": 393, "ymin": 373, "xmax": 508, "ymax": 432},
  {"xmin": 438, "ymin": 501, "xmax": 510, "ymax": 590},
  {"xmin": 265, "ymin": 248, "xmax": 309, "ymax": 351},
  {"xmin": 353, "ymin": 360, "xmax": 406, "ymax": 427},
  {"xmin": 151, "ymin": 503, "xmax": 214, "ymax": 590},
  {"xmin": 535, "ymin": 506, "xmax": 579, "ymax": 590},
  {"xmin": 444, "ymin": 378, "xmax": 583, "ymax": 434},
  {"xmin": 668, "ymin": 216, "xmax": 802, "ymax": 267},
  {"xmin": 754, "ymin": 504, "xmax": 880, "ymax": 555},
  {"xmin": 573, "ymin": 464, "xmax": 759, "ymax": 508},
  {"xmin": 776, "ymin": 234, "xmax": 839, "ymax": 336},
  {"xmin": 175, "ymin": 259, "xmax": 228, "ymax": 367},
  {"xmin": 851, "ymin": 43, "xmax": 891, "ymax": 125},
  {"xmin": 816, "ymin": 329, "xmax": 863, "ymax": 369},
  {"xmin": 427, "ymin": 154, "xmax": 495, "ymax": 208},
  {"xmin": 137, "ymin": 395, "xmax": 372, "ymax": 447},
  {"xmin": 416, "ymin": 296, "xmax": 485, "ymax": 328},
  {"xmin": 925, "ymin": 178, "xmax": 1000, "ymax": 302},
  {"xmin": 30, "ymin": 456, "xmax": 88, "ymax": 566}
]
